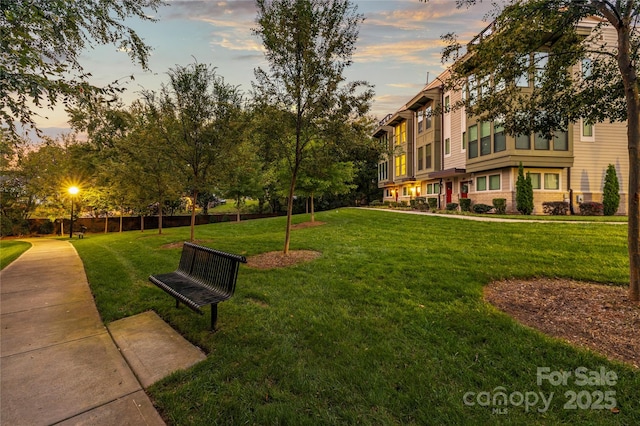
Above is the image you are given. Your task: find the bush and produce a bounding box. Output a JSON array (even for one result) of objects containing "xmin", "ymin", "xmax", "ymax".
[
  {"xmin": 400, "ymin": 201, "xmax": 408, "ymax": 207},
  {"xmin": 459, "ymin": 198, "xmax": 472, "ymax": 212},
  {"xmin": 542, "ymin": 201, "xmax": 569, "ymax": 215},
  {"xmin": 38, "ymin": 220, "xmax": 54, "ymax": 234},
  {"xmin": 369, "ymin": 200, "xmax": 383, "ymax": 207},
  {"xmin": 579, "ymin": 201, "xmax": 604, "ymax": 216},
  {"xmin": 516, "ymin": 162, "xmax": 534, "ymax": 215},
  {"xmin": 492, "ymin": 198, "xmax": 507, "ymax": 215},
  {"xmin": 472, "ymin": 203, "xmax": 493, "ymax": 214},
  {"xmin": 603, "ymin": 164, "xmax": 620, "ymax": 216},
  {"xmin": 427, "ymin": 198, "xmax": 438, "ymax": 209},
  {"xmin": 446, "ymin": 203, "xmax": 458, "ymax": 211}
]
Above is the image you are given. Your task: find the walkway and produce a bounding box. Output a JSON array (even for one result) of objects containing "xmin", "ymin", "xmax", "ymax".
[{"xmin": 0, "ymin": 238, "xmax": 166, "ymax": 426}]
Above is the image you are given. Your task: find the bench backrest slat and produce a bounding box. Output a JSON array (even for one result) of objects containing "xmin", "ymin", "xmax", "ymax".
[{"xmin": 179, "ymin": 242, "xmax": 247, "ymax": 297}]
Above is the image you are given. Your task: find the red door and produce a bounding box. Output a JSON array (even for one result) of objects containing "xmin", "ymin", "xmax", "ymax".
[
  {"xmin": 460, "ymin": 182, "xmax": 469, "ymax": 199},
  {"xmin": 446, "ymin": 182, "xmax": 453, "ymax": 203}
]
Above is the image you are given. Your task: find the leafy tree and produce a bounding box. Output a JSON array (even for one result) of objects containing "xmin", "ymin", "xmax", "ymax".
[
  {"xmin": 433, "ymin": 0, "xmax": 640, "ymax": 300},
  {"xmin": 1, "ymin": 0, "xmax": 165, "ymax": 140},
  {"xmin": 144, "ymin": 62, "xmax": 243, "ymax": 241},
  {"xmin": 221, "ymin": 139, "xmax": 265, "ymax": 222},
  {"xmin": 253, "ymin": 0, "xmax": 373, "ymax": 253},
  {"xmin": 516, "ymin": 163, "xmax": 534, "ymax": 215},
  {"xmin": 603, "ymin": 164, "xmax": 620, "ymax": 216}
]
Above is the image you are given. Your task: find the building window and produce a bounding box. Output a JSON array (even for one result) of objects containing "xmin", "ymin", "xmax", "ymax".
[
  {"xmin": 535, "ymin": 133, "xmax": 549, "ymax": 150},
  {"xmin": 516, "ymin": 54, "xmax": 530, "ymax": 87},
  {"xmin": 529, "ymin": 173, "xmax": 541, "ymax": 189},
  {"xmin": 425, "ymin": 106, "xmax": 432, "ymax": 129},
  {"xmin": 489, "ymin": 174, "xmax": 501, "ymax": 190},
  {"xmin": 544, "ymin": 173, "xmax": 560, "ymax": 190},
  {"xmin": 476, "ymin": 176, "xmax": 487, "ymax": 191},
  {"xmin": 418, "ymin": 111, "xmax": 424, "ymax": 133},
  {"xmin": 395, "ymin": 154, "xmax": 406, "ymax": 176},
  {"xmin": 444, "ymin": 95, "xmax": 450, "ymax": 113},
  {"xmin": 582, "ymin": 58, "xmax": 593, "ymax": 79},
  {"xmin": 395, "ymin": 122, "xmax": 406, "ymax": 145},
  {"xmin": 582, "ymin": 120, "xmax": 594, "ymax": 141},
  {"xmin": 468, "ymin": 124, "xmax": 478, "ymax": 159},
  {"xmin": 427, "ymin": 183, "xmax": 440, "ymax": 194},
  {"xmin": 403, "ymin": 187, "xmax": 408, "ymax": 196},
  {"xmin": 480, "ymin": 74, "xmax": 491, "ymax": 98},
  {"xmin": 445, "ymin": 138, "xmax": 451, "ymax": 156},
  {"xmin": 425, "ymin": 144, "xmax": 432, "ymax": 169},
  {"xmin": 534, "ymin": 51, "xmax": 548, "ymax": 88},
  {"xmin": 480, "ymin": 122, "xmax": 491, "ymax": 156},
  {"xmin": 516, "ymin": 133, "xmax": 531, "ymax": 150},
  {"xmin": 553, "ymin": 130, "xmax": 568, "ymax": 151},
  {"xmin": 462, "ymin": 131, "xmax": 466, "ymax": 151},
  {"xmin": 468, "ymin": 75, "xmax": 477, "ymax": 105},
  {"xmin": 417, "ymin": 146, "xmax": 424, "ymax": 170},
  {"xmin": 494, "ymin": 121, "xmax": 506, "ymax": 152}
]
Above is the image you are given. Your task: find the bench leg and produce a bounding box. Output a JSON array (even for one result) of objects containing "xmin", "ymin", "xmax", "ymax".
[{"xmin": 211, "ymin": 304, "xmax": 218, "ymax": 331}]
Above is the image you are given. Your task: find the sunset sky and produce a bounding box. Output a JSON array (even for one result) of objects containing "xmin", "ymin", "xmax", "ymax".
[{"xmin": 35, "ymin": 0, "xmax": 499, "ymax": 138}]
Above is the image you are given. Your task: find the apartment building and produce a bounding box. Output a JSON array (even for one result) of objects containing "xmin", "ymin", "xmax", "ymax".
[{"xmin": 375, "ymin": 17, "xmax": 629, "ymax": 214}]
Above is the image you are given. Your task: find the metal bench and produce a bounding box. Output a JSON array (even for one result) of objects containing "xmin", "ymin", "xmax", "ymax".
[{"xmin": 149, "ymin": 242, "xmax": 247, "ymax": 330}]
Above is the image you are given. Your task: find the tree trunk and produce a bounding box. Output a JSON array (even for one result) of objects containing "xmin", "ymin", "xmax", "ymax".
[
  {"xmin": 190, "ymin": 189, "xmax": 198, "ymax": 242},
  {"xmin": 310, "ymin": 191, "xmax": 315, "ymax": 222},
  {"xmin": 614, "ymin": 19, "xmax": 640, "ymax": 302},
  {"xmin": 140, "ymin": 215, "xmax": 144, "ymax": 232},
  {"xmin": 158, "ymin": 203, "xmax": 163, "ymax": 235},
  {"xmin": 104, "ymin": 216, "xmax": 108, "ymax": 233}
]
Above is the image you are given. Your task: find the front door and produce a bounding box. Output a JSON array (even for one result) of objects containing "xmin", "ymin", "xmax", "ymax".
[
  {"xmin": 460, "ymin": 182, "xmax": 469, "ymax": 199},
  {"xmin": 446, "ymin": 182, "xmax": 453, "ymax": 204}
]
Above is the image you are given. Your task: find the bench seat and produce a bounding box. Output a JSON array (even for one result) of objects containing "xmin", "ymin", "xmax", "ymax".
[{"xmin": 149, "ymin": 242, "xmax": 247, "ymax": 330}]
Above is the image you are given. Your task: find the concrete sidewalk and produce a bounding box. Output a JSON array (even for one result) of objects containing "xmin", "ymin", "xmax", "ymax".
[{"xmin": 0, "ymin": 238, "xmax": 203, "ymax": 426}]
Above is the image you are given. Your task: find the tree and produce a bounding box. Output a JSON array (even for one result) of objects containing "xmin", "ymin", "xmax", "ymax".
[
  {"xmin": 0, "ymin": 0, "xmax": 165, "ymax": 140},
  {"xmin": 145, "ymin": 62, "xmax": 243, "ymax": 241},
  {"xmin": 434, "ymin": 0, "xmax": 640, "ymax": 301},
  {"xmin": 253, "ymin": 0, "xmax": 373, "ymax": 253},
  {"xmin": 516, "ymin": 163, "xmax": 534, "ymax": 215},
  {"xmin": 603, "ymin": 164, "xmax": 621, "ymax": 216}
]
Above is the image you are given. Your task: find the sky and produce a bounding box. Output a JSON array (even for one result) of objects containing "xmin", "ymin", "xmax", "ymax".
[{"xmin": 34, "ymin": 0, "xmax": 499, "ymax": 139}]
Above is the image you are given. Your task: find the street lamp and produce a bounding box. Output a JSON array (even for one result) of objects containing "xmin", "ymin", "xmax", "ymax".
[{"xmin": 68, "ymin": 186, "xmax": 79, "ymax": 238}]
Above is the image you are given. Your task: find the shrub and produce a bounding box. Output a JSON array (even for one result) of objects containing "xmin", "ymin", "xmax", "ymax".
[
  {"xmin": 459, "ymin": 198, "xmax": 472, "ymax": 212},
  {"xmin": 472, "ymin": 203, "xmax": 493, "ymax": 214},
  {"xmin": 38, "ymin": 220, "xmax": 55, "ymax": 234},
  {"xmin": 446, "ymin": 203, "xmax": 459, "ymax": 211},
  {"xmin": 409, "ymin": 199, "xmax": 417, "ymax": 209},
  {"xmin": 492, "ymin": 198, "xmax": 507, "ymax": 215},
  {"xmin": 427, "ymin": 198, "xmax": 438, "ymax": 209},
  {"xmin": 542, "ymin": 201, "xmax": 569, "ymax": 215},
  {"xmin": 516, "ymin": 162, "xmax": 534, "ymax": 215},
  {"xmin": 369, "ymin": 200, "xmax": 383, "ymax": 207},
  {"xmin": 603, "ymin": 164, "xmax": 620, "ymax": 216},
  {"xmin": 579, "ymin": 201, "xmax": 604, "ymax": 216}
]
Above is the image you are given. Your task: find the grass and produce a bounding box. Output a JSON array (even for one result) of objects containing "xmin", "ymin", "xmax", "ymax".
[
  {"xmin": 0, "ymin": 240, "xmax": 31, "ymax": 270},
  {"xmin": 70, "ymin": 208, "xmax": 639, "ymax": 425}
]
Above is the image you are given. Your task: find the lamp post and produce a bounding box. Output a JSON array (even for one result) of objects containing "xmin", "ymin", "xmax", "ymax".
[{"xmin": 68, "ymin": 186, "xmax": 79, "ymax": 238}]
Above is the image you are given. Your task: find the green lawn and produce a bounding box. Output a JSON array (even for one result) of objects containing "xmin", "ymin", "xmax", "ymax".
[
  {"xmin": 71, "ymin": 208, "xmax": 639, "ymax": 425},
  {"xmin": 0, "ymin": 240, "xmax": 31, "ymax": 270}
]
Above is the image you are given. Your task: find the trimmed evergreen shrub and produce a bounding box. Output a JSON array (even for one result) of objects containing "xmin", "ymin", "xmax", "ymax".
[
  {"xmin": 472, "ymin": 203, "xmax": 493, "ymax": 214},
  {"xmin": 516, "ymin": 162, "xmax": 534, "ymax": 215},
  {"xmin": 492, "ymin": 198, "xmax": 507, "ymax": 214},
  {"xmin": 459, "ymin": 198, "xmax": 472, "ymax": 212},
  {"xmin": 446, "ymin": 203, "xmax": 458, "ymax": 211},
  {"xmin": 427, "ymin": 198, "xmax": 438, "ymax": 209},
  {"xmin": 603, "ymin": 164, "xmax": 620, "ymax": 216}
]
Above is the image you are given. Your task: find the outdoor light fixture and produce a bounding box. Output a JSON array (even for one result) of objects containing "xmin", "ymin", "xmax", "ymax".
[{"xmin": 68, "ymin": 186, "xmax": 79, "ymax": 238}]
